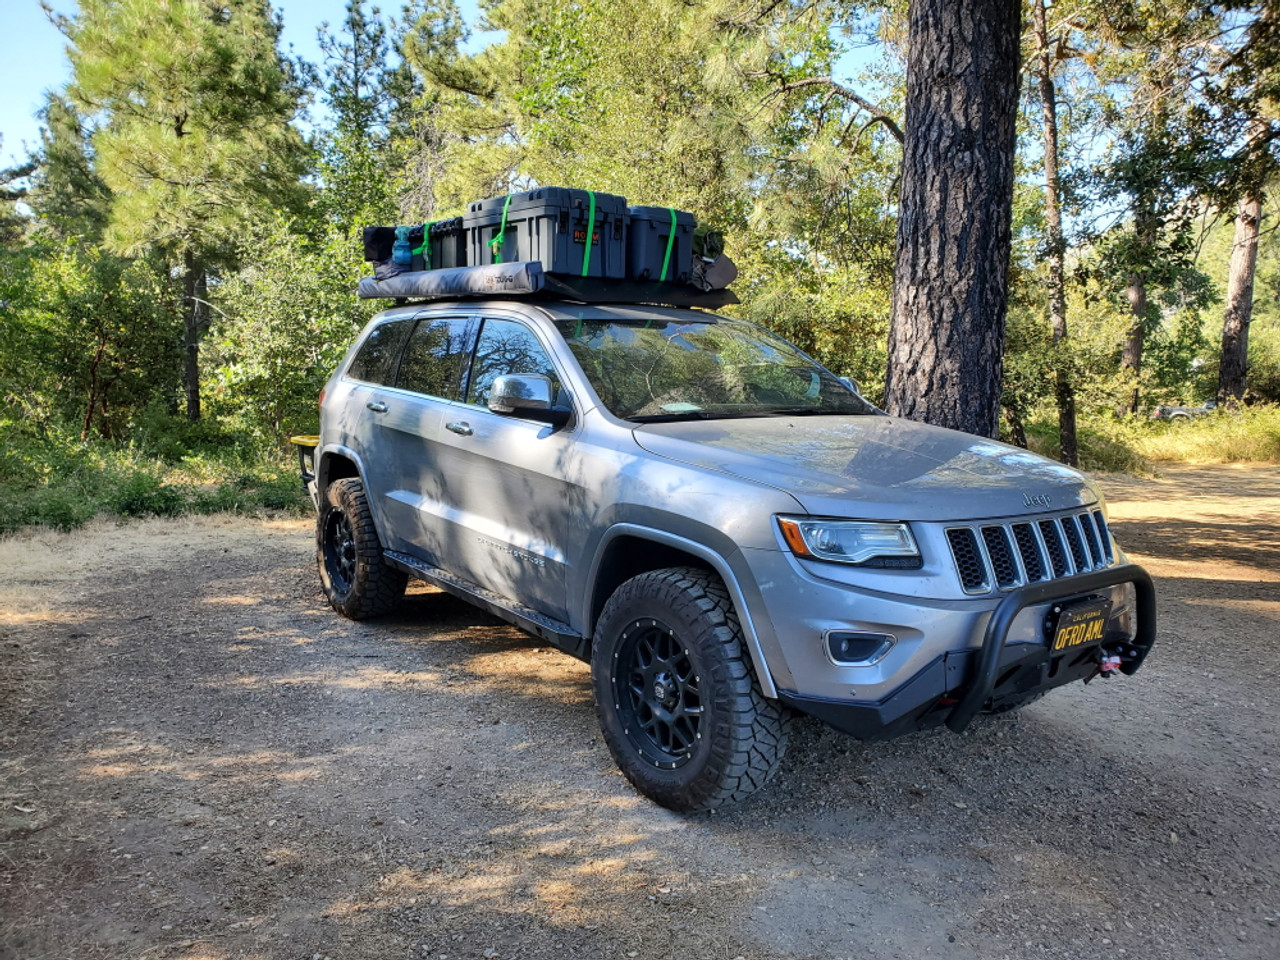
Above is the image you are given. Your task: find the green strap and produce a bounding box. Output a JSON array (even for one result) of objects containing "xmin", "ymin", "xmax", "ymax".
[
  {"xmin": 581, "ymin": 190, "xmax": 596, "ymax": 277},
  {"xmin": 413, "ymin": 221, "xmax": 435, "ymax": 265},
  {"xmin": 488, "ymin": 195, "xmax": 512, "ymax": 264},
  {"xmin": 659, "ymin": 207, "xmax": 678, "ymax": 282}
]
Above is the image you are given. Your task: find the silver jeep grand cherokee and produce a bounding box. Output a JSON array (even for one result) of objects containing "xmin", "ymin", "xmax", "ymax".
[{"xmin": 310, "ymin": 300, "xmax": 1155, "ymax": 811}]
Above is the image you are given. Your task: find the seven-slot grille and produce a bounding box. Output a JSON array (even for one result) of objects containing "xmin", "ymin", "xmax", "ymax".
[{"xmin": 945, "ymin": 510, "xmax": 1114, "ymax": 594}]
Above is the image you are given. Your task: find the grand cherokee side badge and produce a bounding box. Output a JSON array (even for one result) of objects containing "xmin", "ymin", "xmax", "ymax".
[{"xmin": 1023, "ymin": 493, "xmax": 1052, "ymax": 508}]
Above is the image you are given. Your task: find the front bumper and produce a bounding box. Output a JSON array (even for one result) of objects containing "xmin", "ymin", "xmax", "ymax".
[{"xmin": 771, "ymin": 564, "xmax": 1156, "ymax": 740}]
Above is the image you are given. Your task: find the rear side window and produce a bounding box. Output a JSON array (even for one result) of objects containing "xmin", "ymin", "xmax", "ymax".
[
  {"xmin": 466, "ymin": 318, "xmax": 561, "ymax": 408},
  {"xmin": 397, "ymin": 316, "xmax": 474, "ymax": 400},
  {"xmin": 347, "ymin": 319, "xmax": 413, "ymax": 386}
]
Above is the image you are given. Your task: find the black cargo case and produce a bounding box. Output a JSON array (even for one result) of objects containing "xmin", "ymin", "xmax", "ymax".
[
  {"xmin": 626, "ymin": 205, "xmax": 696, "ymax": 284},
  {"xmin": 465, "ymin": 187, "xmax": 627, "ymax": 279}
]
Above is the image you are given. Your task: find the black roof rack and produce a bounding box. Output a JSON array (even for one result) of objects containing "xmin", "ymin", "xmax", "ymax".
[{"xmin": 357, "ymin": 261, "xmax": 737, "ymax": 308}]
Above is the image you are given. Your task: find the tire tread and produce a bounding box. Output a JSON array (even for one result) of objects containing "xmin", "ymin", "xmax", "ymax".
[
  {"xmin": 318, "ymin": 478, "xmax": 407, "ymax": 620},
  {"xmin": 592, "ymin": 566, "xmax": 790, "ymax": 811}
]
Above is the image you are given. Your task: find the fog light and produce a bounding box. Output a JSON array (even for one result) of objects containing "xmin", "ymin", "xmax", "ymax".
[{"xmin": 826, "ymin": 631, "xmax": 895, "ymax": 665}]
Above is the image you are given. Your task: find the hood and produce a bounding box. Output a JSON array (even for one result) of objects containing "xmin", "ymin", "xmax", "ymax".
[{"xmin": 632, "ymin": 414, "xmax": 1099, "ymax": 522}]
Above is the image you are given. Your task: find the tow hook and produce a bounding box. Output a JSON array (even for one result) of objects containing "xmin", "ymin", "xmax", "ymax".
[{"xmin": 1085, "ymin": 648, "xmax": 1123, "ymax": 684}]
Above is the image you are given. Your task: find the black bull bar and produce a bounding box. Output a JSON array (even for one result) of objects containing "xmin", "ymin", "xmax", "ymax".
[{"xmin": 946, "ymin": 562, "xmax": 1157, "ymax": 733}]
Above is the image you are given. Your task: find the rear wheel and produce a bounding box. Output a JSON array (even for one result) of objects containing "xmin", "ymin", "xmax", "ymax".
[
  {"xmin": 592, "ymin": 567, "xmax": 789, "ymax": 811},
  {"xmin": 317, "ymin": 478, "xmax": 407, "ymax": 619}
]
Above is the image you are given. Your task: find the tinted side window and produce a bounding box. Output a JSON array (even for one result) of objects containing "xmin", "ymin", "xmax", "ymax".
[
  {"xmin": 467, "ymin": 319, "xmax": 561, "ymax": 407},
  {"xmin": 347, "ymin": 319, "xmax": 413, "ymax": 385},
  {"xmin": 397, "ymin": 316, "xmax": 474, "ymax": 400}
]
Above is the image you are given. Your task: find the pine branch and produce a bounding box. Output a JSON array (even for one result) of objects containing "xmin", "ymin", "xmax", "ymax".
[{"xmin": 760, "ymin": 76, "xmax": 904, "ymax": 144}]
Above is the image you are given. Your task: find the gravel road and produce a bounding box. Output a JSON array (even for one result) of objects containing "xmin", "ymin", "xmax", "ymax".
[{"xmin": 2, "ymin": 463, "xmax": 1277, "ymax": 960}]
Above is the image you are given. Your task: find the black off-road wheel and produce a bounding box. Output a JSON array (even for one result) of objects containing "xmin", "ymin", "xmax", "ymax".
[
  {"xmin": 592, "ymin": 567, "xmax": 790, "ymax": 811},
  {"xmin": 317, "ymin": 478, "xmax": 407, "ymax": 620}
]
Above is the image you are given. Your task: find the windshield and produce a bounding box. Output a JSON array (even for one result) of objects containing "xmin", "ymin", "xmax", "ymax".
[{"xmin": 554, "ymin": 316, "xmax": 877, "ymax": 421}]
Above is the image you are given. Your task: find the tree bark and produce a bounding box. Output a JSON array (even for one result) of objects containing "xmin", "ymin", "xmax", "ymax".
[
  {"xmin": 1218, "ymin": 191, "xmax": 1262, "ymax": 403},
  {"xmin": 1032, "ymin": 0, "xmax": 1078, "ymax": 466},
  {"xmin": 884, "ymin": 0, "xmax": 1022, "ymax": 438},
  {"xmin": 82, "ymin": 334, "xmax": 108, "ymax": 441},
  {"xmin": 1120, "ymin": 204, "xmax": 1155, "ymax": 415},
  {"xmin": 182, "ymin": 248, "xmax": 203, "ymax": 421}
]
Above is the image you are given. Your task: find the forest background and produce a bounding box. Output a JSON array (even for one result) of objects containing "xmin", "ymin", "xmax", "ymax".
[{"xmin": 0, "ymin": 0, "xmax": 1277, "ymax": 534}]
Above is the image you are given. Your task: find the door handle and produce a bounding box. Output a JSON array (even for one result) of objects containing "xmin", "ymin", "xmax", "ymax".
[
  {"xmin": 445, "ymin": 420, "xmax": 473, "ymax": 437},
  {"xmin": 366, "ymin": 401, "xmax": 388, "ymax": 413}
]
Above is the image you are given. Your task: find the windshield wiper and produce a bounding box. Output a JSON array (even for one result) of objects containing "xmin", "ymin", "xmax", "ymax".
[
  {"xmin": 628, "ymin": 411, "xmax": 769, "ymax": 423},
  {"xmin": 757, "ymin": 407, "xmax": 843, "ymax": 417}
]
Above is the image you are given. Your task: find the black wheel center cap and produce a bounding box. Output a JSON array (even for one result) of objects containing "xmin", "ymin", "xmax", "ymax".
[{"xmin": 652, "ymin": 672, "xmax": 678, "ymax": 708}]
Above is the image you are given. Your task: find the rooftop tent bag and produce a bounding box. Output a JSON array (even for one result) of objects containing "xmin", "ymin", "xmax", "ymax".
[
  {"xmin": 464, "ymin": 187, "xmax": 628, "ymax": 279},
  {"xmin": 357, "ymin": 261, "xmax": 546, "ymax": 300},
  {"xmin": 626, "ymin": 206, "xmax": 696, "ymax": 283}
]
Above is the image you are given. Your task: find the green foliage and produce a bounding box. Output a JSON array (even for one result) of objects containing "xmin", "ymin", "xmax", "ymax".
[
  {"xmin": 0, "ymin": 139, "xmax": 34, "ymax": 248},
  {"xmin": 106, "ymin": 472, "xmax": 187, "ymax": 518},
  {"xmin": 26, "ymin": 95, "xmax": 111, "ymax": 242},
  {"xmin": 1025, "ymin": 415, "xmax": 1152, "ymax": 474},
  {"xmin": 0, "ymin": 240, "xmax": 183, "ymax": 437},
  {"xmin": 316, "ymin": 1, "xmax": 427, "ymax": 226},
  {"xmin": 0, "ymin": 419, "xmax": 309, "ymax": 536},
  {"xmin": 61, "ymin": 0, "xmax": 310, "ymax": 259},
  {"xmin": 1025, "ymin": 404, "xmax": 1280, "ymax": 473},
  {"xmin": 1133, "ymin": 404, "xmax": 1280, "ymax": 463},
  {"xmin": 207, "ymin": 211, "xmax": 377, "ymax": 443}
]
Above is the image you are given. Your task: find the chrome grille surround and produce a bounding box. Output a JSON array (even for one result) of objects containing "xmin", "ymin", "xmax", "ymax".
[{"xmin": 946, "ymin": 508, "xmax": 1117, "ymax": 595}]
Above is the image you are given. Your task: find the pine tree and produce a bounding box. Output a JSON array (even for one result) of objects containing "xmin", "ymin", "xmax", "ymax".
[
  {"xmin": 27, "ymin": 94, "xmax": 112, "ymax": 242},
  {"xmin": 0, "ymin": 139, "xmax": 35, "ymax": 248},
  {"xmin": 51, "ymin": 0, "xmax": 309, "ymax": 420},
  {"xmin": 883, "ymin": 0, "xmax": 1022, "ymax": 437}
]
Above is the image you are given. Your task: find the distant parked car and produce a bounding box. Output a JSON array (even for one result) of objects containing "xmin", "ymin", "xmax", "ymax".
[{"xmin": 1151, "ymin": 400, "xmax": 1217, "ymax": 421}]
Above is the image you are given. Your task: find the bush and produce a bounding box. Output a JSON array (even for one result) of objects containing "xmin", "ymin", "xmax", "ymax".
[
  {"xmin": 1025, "ymin": 403, "xmax": 1280, "ymax": 473},
  {"xmin": 105, "ymin": 472, "xmax": 187, "ymax": 518},
  {"xmin": 0, "ymin": 419, "xmax": 310, "ymax": 537},
  {"xmin": 1133, "ymin": 404, "xmax": 1280, "ymax": 463},
  {"xmin": 1026, "ymin": 417, "xmax": 1151, "ymax": 474}
]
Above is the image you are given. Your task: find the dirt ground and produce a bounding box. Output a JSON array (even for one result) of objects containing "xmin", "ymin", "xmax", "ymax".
[{"xmin": 2, "ymin": 463, "xmax": 1277, "ymax": 960}]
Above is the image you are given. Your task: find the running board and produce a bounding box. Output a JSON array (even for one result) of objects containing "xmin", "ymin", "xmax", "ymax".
[{"xmin": 383, "ymin": 550, "xmax": 589, "ymax": 661}]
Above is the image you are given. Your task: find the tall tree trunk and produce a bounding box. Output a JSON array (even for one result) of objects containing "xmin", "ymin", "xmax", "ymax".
[
  {"xmin": 1218, "ymin": 191, "xmax": 1262, "ymax": 403},
  {"xmin": 1120, "ymin": 205, "xmax": 1155, "ymax": 415},
  {"xmin": 182, "ymin": 248, "xmax": 202, "ymax": 421},
  {"xmin": 1033, "ymin": 0, "xmax": 1077, "ymax": 466},
  {"xmin": 884, "ymin": 0, "xmax": 1022, "ymax": 438},
  {"xmin": 81, "ymin": 334, "xmax": 108, "ymax": 441}
]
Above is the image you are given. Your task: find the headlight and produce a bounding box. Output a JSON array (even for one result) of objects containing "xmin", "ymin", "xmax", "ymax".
[{"xmin": 777, "ymin": 516, "xmax": 921, "ymax": 567}]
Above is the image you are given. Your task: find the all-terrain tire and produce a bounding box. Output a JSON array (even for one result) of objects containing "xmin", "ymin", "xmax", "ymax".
[
  {"xmin": 317, "ymin": 478, "xmax": 408, "ymax": 620},
  {"xmin": 592, "ymin": 567, "xmax": 790, "ymax": 811}
]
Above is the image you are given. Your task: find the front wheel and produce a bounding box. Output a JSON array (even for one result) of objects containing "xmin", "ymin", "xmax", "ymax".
[
  {"xmin": 592, "ymin": 567, "xmax": 789, "ymax": 811},
  {"xmin": 317, "ymin": 478, "xmax": 407, "ymax": 620}
]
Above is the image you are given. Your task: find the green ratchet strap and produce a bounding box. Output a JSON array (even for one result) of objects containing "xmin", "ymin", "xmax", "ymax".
[
  {"xmin": 489, "ymin": 195, "xmax": 512, "ymax": 263},
  {"xmin": 581, "ymin": 190, "xmax": 596, "ymax": 277},
  {"xmin": 659, "ymin": 207, "xmax": 678, "ymax": 282},
  {"xmin": 414, "ymin": 221, "xmax": 435, "ymax": 266}
]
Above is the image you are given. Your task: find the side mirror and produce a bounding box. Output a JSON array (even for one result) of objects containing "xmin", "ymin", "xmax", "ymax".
[
  {"xmin": 839, "ymin": 376, "xmax": 861, "ymax": 395},
  {"xmin": 489, "ymin": 374, "xmax": 552, "ymax": 413},
  {"xmin": 488, "ymin": 374, "xmax": 572, "ymax": 427}
]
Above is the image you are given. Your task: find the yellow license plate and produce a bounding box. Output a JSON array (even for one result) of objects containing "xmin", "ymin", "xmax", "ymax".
[{"xmin": 1051, "ymin": 598, "xmax": 1113, "ymax": 652}]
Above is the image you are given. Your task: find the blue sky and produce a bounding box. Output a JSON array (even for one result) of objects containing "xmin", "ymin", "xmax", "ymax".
[{"xmin": 0, "ymin": 0, "xmax": 499, "ymax": 168}]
